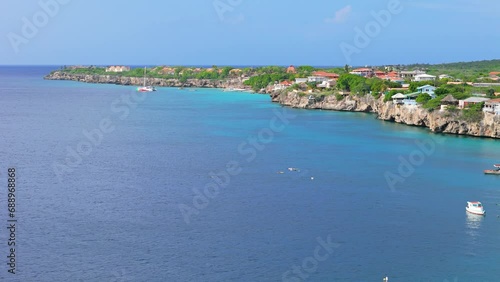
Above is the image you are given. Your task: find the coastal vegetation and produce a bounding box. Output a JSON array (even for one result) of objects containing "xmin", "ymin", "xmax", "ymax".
[
  {"xmin": 335, "ymin": 73, "xmax": 400, "ymax": 95},
  {"xmin": 52, "ymin": 61, "xmax": 500, "ymax": 115},
  {"xmin": 461, "ymin": 102, "xmax": 485, "ymax": 122},
  {"xmin": 404, "ymin": 59, "xmax": 500, "ymax": 82}
]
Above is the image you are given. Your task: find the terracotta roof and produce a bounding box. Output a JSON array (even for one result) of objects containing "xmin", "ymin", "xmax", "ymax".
[
  {"xmin": 312, "ymin": 71, "xmax": 339, "ymax": 78},
  {"xmin": 485, "ymin": 98, "xmax": 500, "ymax": 104}
]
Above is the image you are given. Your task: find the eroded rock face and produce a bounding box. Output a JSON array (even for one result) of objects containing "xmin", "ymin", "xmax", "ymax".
[
  {"xmin": 272, "ymin": 91, "xmax": 500, "ymax": 138},
  {"xmin": 44, "ymin": 72, "xmax": 249, "ymax": 90}
]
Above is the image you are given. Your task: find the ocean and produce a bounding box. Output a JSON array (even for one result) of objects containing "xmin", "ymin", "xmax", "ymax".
[{"xmin": 0, "ymin": 66, "xmax": 499, "ymax": 281}]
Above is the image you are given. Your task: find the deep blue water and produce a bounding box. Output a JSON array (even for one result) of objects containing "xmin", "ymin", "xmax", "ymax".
[{"xmin": 0, "ymin": 66, "xmax": 500, "ymax": 281}]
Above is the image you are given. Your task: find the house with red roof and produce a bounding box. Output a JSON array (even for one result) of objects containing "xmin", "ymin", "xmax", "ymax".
[{"xmin": 374, "ymin": 70, "xmax": 386, "ymax": 78}]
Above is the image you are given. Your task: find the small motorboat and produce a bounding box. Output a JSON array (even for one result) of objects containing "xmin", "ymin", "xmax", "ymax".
[
  {"xmin": 484, "ymin": 164, "xmax": 500, "ymax": 175},
  {"xmin": 466, "ymin": 201, "xmax": 485, "ymax": 215}
]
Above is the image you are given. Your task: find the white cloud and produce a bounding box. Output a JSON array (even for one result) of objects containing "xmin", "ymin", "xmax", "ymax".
[{"xmin": 325, "ymin": 5, "xmax": 352, "ymax": 24}]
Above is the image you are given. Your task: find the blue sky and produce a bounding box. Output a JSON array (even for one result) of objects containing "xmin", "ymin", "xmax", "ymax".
[{"xmin": 1, "ymin": 0, "xmax": 499, "ymax": 66}]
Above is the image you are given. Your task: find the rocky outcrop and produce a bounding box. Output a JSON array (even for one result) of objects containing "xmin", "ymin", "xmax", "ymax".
[
  {"xmin": 272, "ymin": 91, "xmax": 500, "ymax": 138},
  {"xmin": 44, "ymin": 71, "xmax": 250, "ymax": 90}
]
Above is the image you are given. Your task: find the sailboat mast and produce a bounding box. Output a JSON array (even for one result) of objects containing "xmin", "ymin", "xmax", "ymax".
[{"xmin": 143, "ymin": 66, "xmax": 146, "ymax": 87}]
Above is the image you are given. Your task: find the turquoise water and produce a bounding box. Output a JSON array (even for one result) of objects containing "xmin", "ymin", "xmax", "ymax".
[{"xmin": 0, "ymin": 67, "xmax": 499, "ymax": 281}]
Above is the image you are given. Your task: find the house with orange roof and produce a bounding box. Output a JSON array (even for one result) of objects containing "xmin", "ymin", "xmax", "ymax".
[
  {"xmin": 312, "ymin": 71, "xmax": 339, "ymax": 79},
  {"xmin": 273, "ymin": 80, "xmax": 293, "ymax": 91},
  {"xmin": 161, "ymin": 67, "xmax": 176, "ymax": 75},
  {"xmin": 350, "ymin": 68, "xmax": 373, "ymax": 77},
  {"xmin": 287, "ymin": 65, "xmax": 297, "ymax": 74},
  {"xmin": 489, "ymin": 72, "xmax": 500, "ymax": 81}
]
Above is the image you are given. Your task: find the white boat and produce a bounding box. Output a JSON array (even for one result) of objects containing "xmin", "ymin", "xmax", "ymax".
[
  {"xmin": 466, "ymin": 201, "xmax": 485, "ymax": 215},
  {"xmin": 484, "ymin": 164, "xmax": 500, "ymax": 175},
  {"xmin": 137, "ymin": 67, "xmax": 156, "ymax": 92}
]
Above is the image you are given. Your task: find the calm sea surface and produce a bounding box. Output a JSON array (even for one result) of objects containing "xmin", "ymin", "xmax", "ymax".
[{"xmin": 0, "ymin": 66, "xmax": 499, "ymax": 281}]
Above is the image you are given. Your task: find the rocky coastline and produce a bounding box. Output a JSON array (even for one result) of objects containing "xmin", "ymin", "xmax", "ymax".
[
  {"xmin": 44, "ymin": 71, "xmax": 251, "ymax": 90},
  {"xmin": 44, "ymin": 71, "xmax": 500, "ymax": 139},
  {"xmin": 271, "ymin": 90, "xmax": 500, "ymax": 139}
]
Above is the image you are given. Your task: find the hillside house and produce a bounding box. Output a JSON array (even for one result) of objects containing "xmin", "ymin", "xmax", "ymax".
[
  {"xmin": 417, "ymin": 85, "xmax": 437, "ymax": 98},
  {"xmin": 458, "ymin": 97, "xmax": 490, "ymax": 109},
  {"xmin": 483, "ymin": 98, "xmax": 500, "ymax": 115}
]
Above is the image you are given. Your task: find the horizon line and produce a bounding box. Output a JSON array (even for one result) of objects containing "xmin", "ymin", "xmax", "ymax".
[{"xmin": 1, "ymin": 59, "xmax": 500, "ymax": 68}]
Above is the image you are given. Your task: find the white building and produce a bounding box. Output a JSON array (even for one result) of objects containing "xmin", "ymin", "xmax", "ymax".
[
  {"xmin": 307, "ymin": 76, "xmax": 328, "ymax": 83},
  {"xmin": 317, "ymin": 80, "xmax": 336, "ymax": 89},
  {"xmin": 392, "ymin": 93, "xmax": 406, "ymax": 104},
  {"xmin": 400, "ymin": 70, "xmax": 425, "ymax": 79},
  {"xmin": 295, "ymin": 78, "xmax": 308, "ymax": 84},
  {"xmin": 483, "ymin": 99, "xmax": 500, "ymax": 115},
  {"xmin": 439, "ymin": 74, "xmax": 453, "ymax": 80},
  {"xmin": 105, "ymin": 66, "xmax": 130, "ymax": 72},
  {"xmin": 414, "ymin": 74, "xmax": 437, "ymax": 82}
]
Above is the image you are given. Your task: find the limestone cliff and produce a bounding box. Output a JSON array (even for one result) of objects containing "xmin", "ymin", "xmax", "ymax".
[
  {"xmin": 271, "ymin": 91, "xmax": 500, "ymax": 138},
  {"xmin": 44, "ymin": 71, "xmax": 249, "ymax": 90}
]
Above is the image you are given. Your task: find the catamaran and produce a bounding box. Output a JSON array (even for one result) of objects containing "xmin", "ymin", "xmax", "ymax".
[{"xmin": 137, "ymin": 67, "xmax": 156, "ymax": 92}]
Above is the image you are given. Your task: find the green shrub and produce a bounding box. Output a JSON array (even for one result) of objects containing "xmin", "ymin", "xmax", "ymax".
[
  {"xmin": 416, "ymin": 94, "xmax": 432, "ymax": 104},
  {"xmin": 423, "ymin": 96, "xmax": 443, "ymax": 110},
  {"xmin": 384, "ymin": 92, "xmax": 397, "ymax": 102},
  {"xmin": 461, "ymin": 102, "xmax": 484, "ymax": 122}
]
